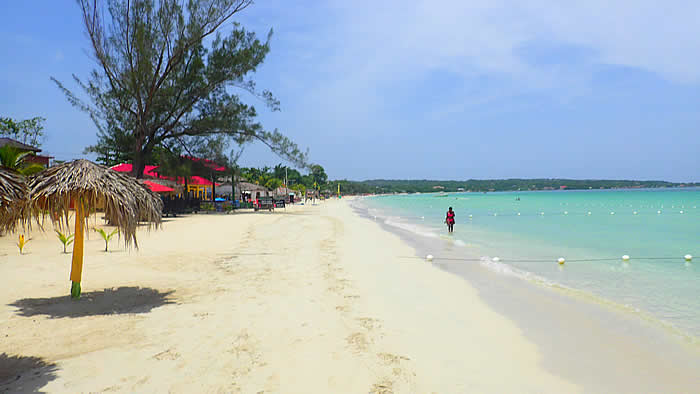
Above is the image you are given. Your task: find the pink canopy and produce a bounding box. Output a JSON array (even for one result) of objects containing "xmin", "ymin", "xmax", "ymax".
[
  {"xmin": 110, "ymin": 162, "xmax": 220, "ymax": 186},
  {"xmin": 142, "ymin": 180, "xmax": 174, "ymax": 193},
  {"xmin": 110, "ymin": 163, "xmax": 160, "ymax": 177},
  {"xmin": 186, "ymin": 175, "xmax": 221, "ymax": 186},
  {"xmin": 184, "ymin": 156, "xmax": 226, "ymax": 171}
]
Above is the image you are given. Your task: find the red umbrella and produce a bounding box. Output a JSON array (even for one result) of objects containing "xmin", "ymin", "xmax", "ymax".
[
  {"xmin": 184, "ymin": 175, "xmax": 221, "ymax": 186},
  {"xmin": 110, "ymin": 163, "xmax": 160, "ymax": 177},
  {"xmin": 183, "ymin": 156, "xmax": 226, "ymax": 171},
  {"xmin": 142, "ymin": 180, "xmax": 174, "ymax": 193}
]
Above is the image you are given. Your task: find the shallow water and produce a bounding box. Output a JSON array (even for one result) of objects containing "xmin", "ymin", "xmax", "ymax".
[{"xmin": 355, "ymin": 188, "xmax": 700, "ymax": 339}]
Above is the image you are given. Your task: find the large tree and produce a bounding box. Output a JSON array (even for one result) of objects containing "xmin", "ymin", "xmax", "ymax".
[
  {"xmin": 54, "ymin": 0, "xmax": 307, "ymax": 178},
  {"xmin": 309, "ymin": 164, "xmax": 328, "ymax": 185},
  {"xmin": 272, "ymin": 163, "xmax": 301, "ymax": 186}
]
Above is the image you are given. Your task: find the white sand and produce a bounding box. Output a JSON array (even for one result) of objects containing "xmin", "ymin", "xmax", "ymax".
[{"xmin": 1, "ymin": 199, "xmax": 578, "ymax": 392}]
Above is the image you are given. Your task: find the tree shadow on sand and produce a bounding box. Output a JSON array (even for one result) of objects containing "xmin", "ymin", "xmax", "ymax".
[
  {"xmin": 0, "ymin": 353, "xmax": 58, "ymax": 393},
  {"xmin": 9, "ymin": 287, "xmax": 175, "ymax": 318}
]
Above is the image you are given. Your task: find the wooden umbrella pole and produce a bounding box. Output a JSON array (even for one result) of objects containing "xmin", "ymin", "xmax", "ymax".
[{"xmin": 70, "ymin": 200, "xmax": 85, "ymax": 299}]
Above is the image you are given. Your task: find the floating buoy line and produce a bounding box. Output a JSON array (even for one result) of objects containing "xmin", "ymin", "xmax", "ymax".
[
  {"xmin": 408, "ymin": 254, "xmax": 695, "ymax": 264},
  {"xmin": 377, "ymin": 208, "xmax": 695, "ymax": 222},
  {"xmin": 374, "ymin": 210, "xmax": 696, "ymax": 268}
]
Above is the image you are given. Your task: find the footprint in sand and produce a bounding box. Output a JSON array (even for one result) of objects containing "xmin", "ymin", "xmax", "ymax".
[
  {"xmin": 370, "ymin": 380, "xmax": 394, "ymax": 394},
  {"xmin": 377, "ymin": 352, "xmax": 410, "ymax": 365},
  {"xmin": 153, "ymin": 348, "xmax": 180, "ymax": 360},
  {"xmin": 327, "ymin": 285, "xmax": 345, "ymax": 293},
  {"xmin": 356, "ymin": 317, "xmax": 382, "ymax": 331},
  {"xmin": 346, "ymin": 332, "xmax": 370, "ymax": 351}
]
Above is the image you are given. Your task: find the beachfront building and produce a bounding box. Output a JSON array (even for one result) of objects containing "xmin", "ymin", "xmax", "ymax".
[
  {"xmin": 237, "ymin": 182, "xmax": 270, "ymax": 201},
  {"xmin": 215, "ymin": 182, "xmax": 234, "ymax": 198},
  {"xmin": 186, "ymin": 176, "xmax": 218, "ymax": 200},
  {"xmin": 110, "ymin": 162, "xmax": 221, "ymax": 200},
  {"xmin": 273, "ymin": 186, "xmax": 292, "ymax": 197},
  {"xmin": 272, "ymin": 186, "xmax": 296, "ymax": 203},
  {"xmin": 0, "ymin": 137, "xmax": 53, "ymax": 167}
]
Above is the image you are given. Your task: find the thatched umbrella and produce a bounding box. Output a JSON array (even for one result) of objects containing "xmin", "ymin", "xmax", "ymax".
[
  {"xmin": 28, "ymin": 160, "xmax": 162, "ymax": 298},
  {"xmin": 0, "ymin": 166, "xmax": 28, "ymax": 234}
]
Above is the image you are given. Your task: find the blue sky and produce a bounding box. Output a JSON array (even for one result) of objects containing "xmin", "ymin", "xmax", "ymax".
[{"xmin": 1, "ymin": 1, "xmax": 699, "ymax": 182}]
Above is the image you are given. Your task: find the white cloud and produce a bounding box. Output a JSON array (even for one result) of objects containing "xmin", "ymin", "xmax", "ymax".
[
  {"xmin": 236, "ymin": 1, "xmax": 700, "ymax": 179},
  {"xmin": 265, "ymin": 0, "xmax": 700, "ymax": 141},
  {"xmin": 323, "ymin": 0, "xmax": 700, "ymax": 83}
]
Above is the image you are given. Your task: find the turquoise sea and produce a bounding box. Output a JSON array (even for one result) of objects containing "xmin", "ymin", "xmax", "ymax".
[{"xmin": 354, "ymin": 189, "xmax": 700, "ymax": 339}]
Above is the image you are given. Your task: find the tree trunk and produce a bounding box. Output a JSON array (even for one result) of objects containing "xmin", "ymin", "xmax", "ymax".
[
  {"xmin": 184, "ymin": 177, "xmax": 189, "ymax": 200},
  {"xmin": 132, "ymin": 150, "xmax": 146, "ymax": 179},
  {"xmin": 211, "ymin": 172, "xmax": 216, "ymax": 202},
  {"xmin": 70, "ymin": 201, "xmax": 85, "ymax": 299}
]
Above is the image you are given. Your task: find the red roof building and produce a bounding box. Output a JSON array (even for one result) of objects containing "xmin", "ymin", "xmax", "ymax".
[
  {"xmin": 0, "ymin": 137, "xmax": 53, "ymax": 167},
  {"xmin": 110, "ymin": 160, "xmax": 222, "ymax": 200},
  {"xmin": 142, "ymin": 180, "xmax": 174, "ymax": 193}
]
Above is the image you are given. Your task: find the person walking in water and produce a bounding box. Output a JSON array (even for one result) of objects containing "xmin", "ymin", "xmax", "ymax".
[{"xmin": 445, "ymin": 207, "xmax": 455, "ymax": 233}]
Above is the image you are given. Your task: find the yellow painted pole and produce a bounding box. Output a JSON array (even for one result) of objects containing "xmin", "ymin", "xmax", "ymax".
[{"xmin": 70, "ymin": 200, "xmax": 84, "ymax": 298}]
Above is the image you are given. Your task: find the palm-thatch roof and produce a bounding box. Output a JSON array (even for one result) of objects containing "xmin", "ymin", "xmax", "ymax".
[
  {"xmin": 28, "ymin": 160, "xmax": 162, "ymax": 247},
  {"xmin": 237, "ymin": 182, "xmax": 269, "ymax": 192},
  {"xmin": 0, "ymin": 166, "xmax": 27, "ymax": 233}
]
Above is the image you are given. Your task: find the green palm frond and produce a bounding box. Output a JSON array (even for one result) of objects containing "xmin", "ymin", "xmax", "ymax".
[
  {"xmin": 55, "ymin": 230, "xmax": 74, "ymax": 253},
  {"xmin": 0, "ymin": 146, "xmax": 45, "ymax": 176},
  {"xmin": 19, "ymin": 163, "xmax": 46, "ymax": 176},
  {"xmin": 94, "ymin": 227, "xmax": 119, "ymax": 252},
  {"xmin": 0, "ymin": 146, "xmax": 34, "ymax": 169}
]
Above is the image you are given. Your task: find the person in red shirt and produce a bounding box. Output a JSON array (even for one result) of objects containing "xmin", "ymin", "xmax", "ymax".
[{"xmin": 445, "ymin": 207, "xmax": 455, "ymax": 233}]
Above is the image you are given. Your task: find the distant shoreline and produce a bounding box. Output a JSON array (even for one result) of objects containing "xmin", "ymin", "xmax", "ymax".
[
  {"xmin": 370, "ymin": 185, "xmax": 700, "ymax": 194},
  {"xmin": 334, "ymin": 179, "xmax": 700, "ymax": 195}
]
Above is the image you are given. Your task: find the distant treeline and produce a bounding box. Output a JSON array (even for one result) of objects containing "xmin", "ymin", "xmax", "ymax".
[{"xmin": 332, "ymin": 179, "xmax": 699, "ymax": 194}]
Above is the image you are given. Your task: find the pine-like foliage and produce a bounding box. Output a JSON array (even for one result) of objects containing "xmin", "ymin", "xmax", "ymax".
[{"xmin": 53, "ymin": 0, "xmax": 307, "ymax": 173}]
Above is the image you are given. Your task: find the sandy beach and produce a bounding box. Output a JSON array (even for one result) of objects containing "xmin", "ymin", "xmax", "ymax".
[{"xmin": 1, "ymin": 198, "xmax": 696, "ymax": 393}]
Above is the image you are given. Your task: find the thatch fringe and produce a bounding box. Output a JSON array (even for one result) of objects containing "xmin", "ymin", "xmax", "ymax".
[
  {"xmin": 0, "ymin": 166, "xmax": 28, "ymax": 234},
  {"xmin": 28, "ymin": 160, "xmax": 162, "ymax": 248}
]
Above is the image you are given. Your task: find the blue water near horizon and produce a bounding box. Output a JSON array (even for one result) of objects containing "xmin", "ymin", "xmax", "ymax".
[{"xmin": 355, "ymin": 188, "xmax": 700, "ymax": 340}]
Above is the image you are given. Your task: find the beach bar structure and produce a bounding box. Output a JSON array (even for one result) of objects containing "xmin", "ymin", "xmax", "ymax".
[
  {"xmin": 185, "ymin": 176, "xmax": 219, "ymax": 200},
  {"xmin": 110, "ymin": 162, "xmax": 220, "ymax": 200},
  {"xmin": 215, "ymin": 183, "xmax": 234, "ymax": 196},
  {"xmin": 237, "ymin": 182, "xmax": 271, "ymax": 201},
  {"xmin": 140, "ymin": 180, "xmax": 176, "ymax": 194}
]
